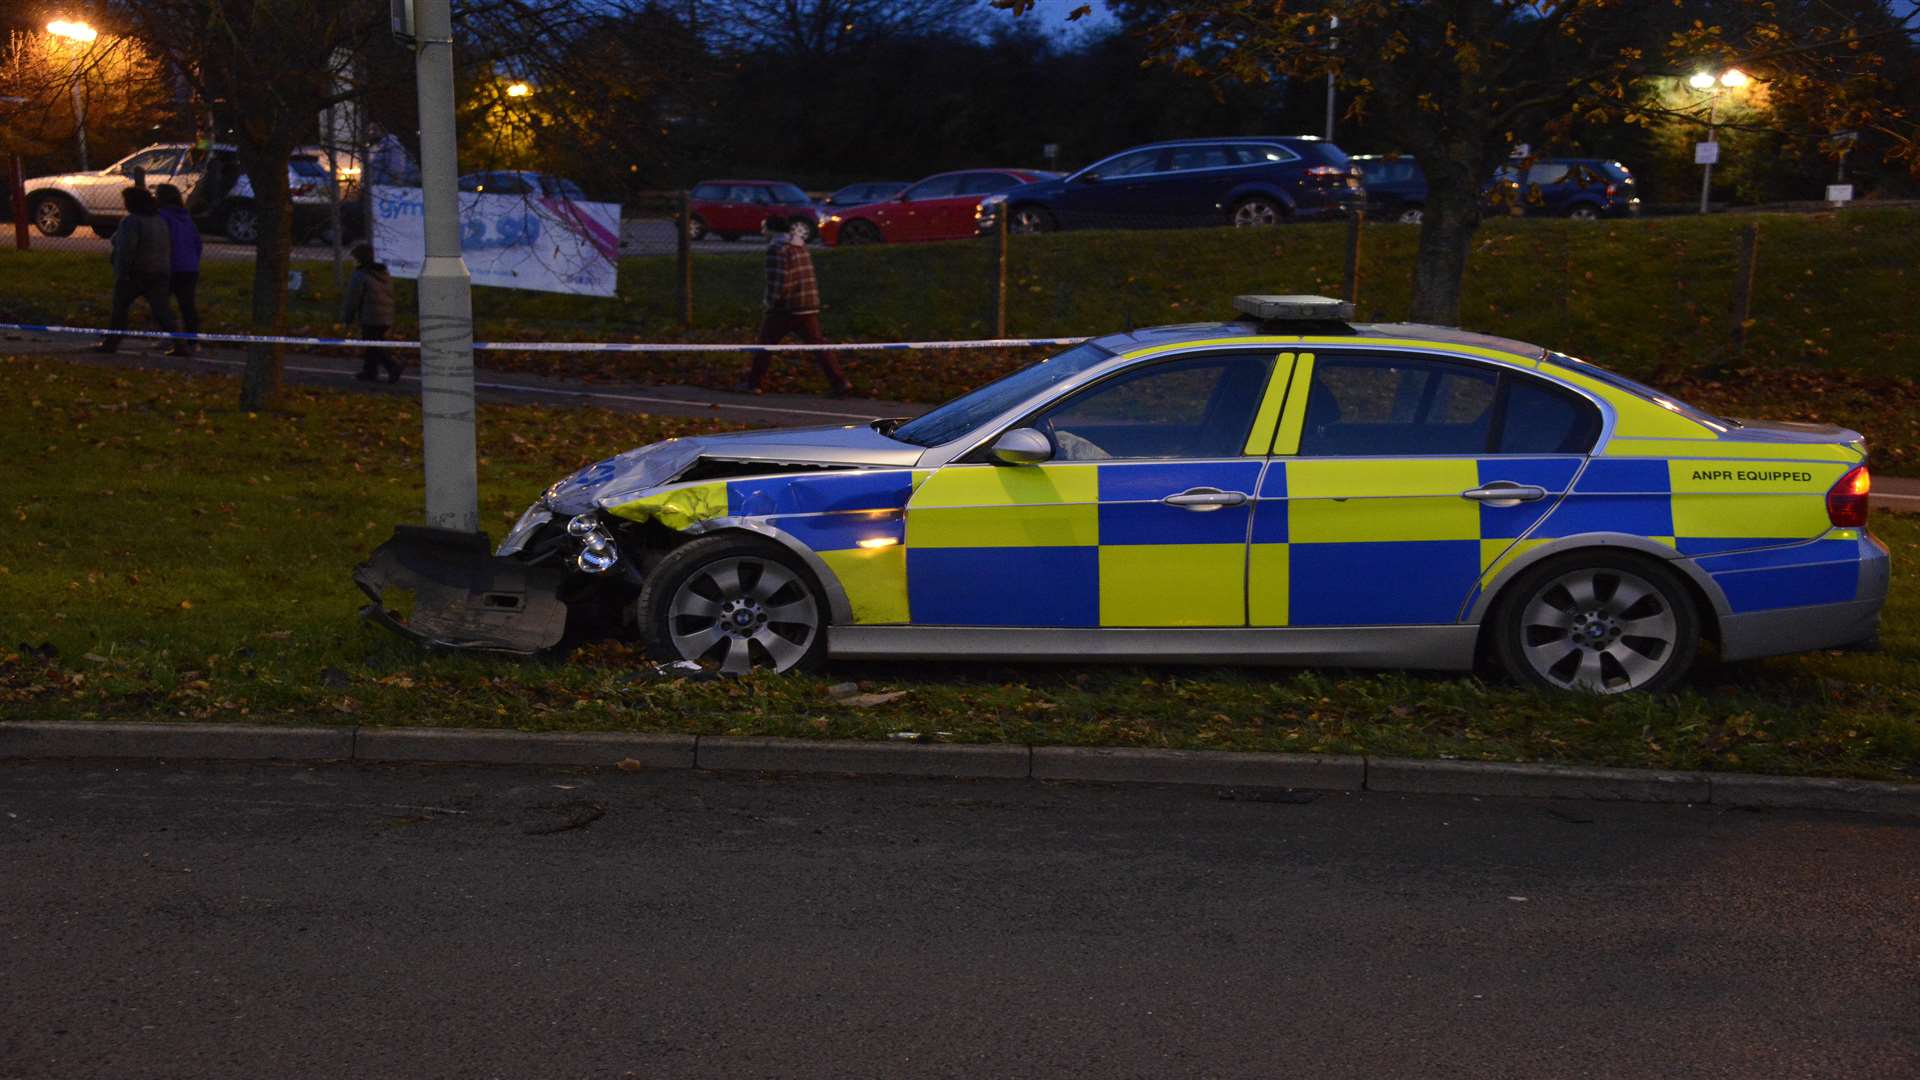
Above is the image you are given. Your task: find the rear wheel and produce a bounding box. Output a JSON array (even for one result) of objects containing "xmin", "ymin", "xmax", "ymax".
[
  {"xmin": 1565, "ymin": 203, "xmax": 1601, "ymax": 221},
  {"xmin": 1492, "ymin": 551, "xmax": 1699, "ymax": 694},
  {"xmin": 221, "ymin": 201, "xmax": 260, "ymax": 244},
  {"xmin": 1396, "ymin": 205, "xmax": 1424, "ymax": 225},
  {"xmin": 688, "ymin": 214, "xmax": 709, "ymax": 241},
  {"xmin": 1010, "ymin": 205, "xmax": 1056, "ymax": 233},
  {"xmin": 640, "ymin": 535, "xmax": 828, "ymax": 675},
  {"xmin": 29, "ymin": 193, "xmax": 80, "ymax": 237},
  {"xmin": 838, "ymin": 218, "xmax": 882, "ymax": 245},
  {"xmin": 1230, "ymin": 197, "xmax": 1284, "ymax": 227},
  {"xmin": 787, "ymin": 219, "xmax": 816, "ymax": 245}
]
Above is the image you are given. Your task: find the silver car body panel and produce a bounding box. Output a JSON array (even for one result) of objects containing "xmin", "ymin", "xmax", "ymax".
[{"xmin": 829, "ymin": 625, "xmax": 1478, "ymax": 669}]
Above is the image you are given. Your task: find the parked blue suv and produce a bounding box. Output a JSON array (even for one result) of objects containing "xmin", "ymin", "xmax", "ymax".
[{"xmin": 976, "ymin": 137, "xmax": 1362, "ymax": 234}]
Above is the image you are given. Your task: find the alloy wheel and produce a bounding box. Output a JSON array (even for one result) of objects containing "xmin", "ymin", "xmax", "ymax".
[
  {"xmin": 1516, "ymin": 567, "xmax": 1680, "ymax": 693},
  {"xmin": 32, "ymin": 199, "xmax": 68, "ymax": 236},
  {"xmin": 666, "ymin": 556, "xmax": 820, "ymax": 674},
  {"xmin": 1231, "ymin": 199, "xmax": 1281, "ymax": 227},
  {"xmin": 1011, "ymin": 207, "xmax": 1051, "ymax": 233},
  {"xmin": 1397, "ymin": 207, "xmax": 1424, "ymax": 225}
]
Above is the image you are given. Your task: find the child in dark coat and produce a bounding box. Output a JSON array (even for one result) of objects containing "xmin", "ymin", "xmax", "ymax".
[{"xmin": 340, "ymin": 243, "xmax": 400, "ymax": 382}]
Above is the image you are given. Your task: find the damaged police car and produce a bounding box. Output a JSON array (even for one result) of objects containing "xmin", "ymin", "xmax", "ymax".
[{"xmin": 356, "ymin": 296, "xmax": 1885, "ymax": 693}]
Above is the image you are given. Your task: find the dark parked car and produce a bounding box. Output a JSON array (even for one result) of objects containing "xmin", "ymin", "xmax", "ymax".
[
  {"xmin": 688, "ymin": 180, "xmax": 818, "ymax": 241},
  {"xmin": 458, "ymin": 170, "xmax": 588, "ymax": 198},
  {"xmin": 976, "ymin": 137, "xmax": 1362, "ymax": 234},
  {"xmin": 1488, "ymin": 158, "xmax": 1640, "ymax": 219},
  {"xmin": 819, "ymin": 181, "xmax": 908, "ymax": 209},
  {"xmin": 1352, "ymin": 155, "xmax": 1429, "ymax": 224},
  {"xmin": 819, "ymin": 169, "xmax": 1057, "ymax": 246}
]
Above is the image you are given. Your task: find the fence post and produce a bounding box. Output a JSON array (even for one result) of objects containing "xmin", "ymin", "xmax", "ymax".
[
  {"xmin": 1342, "ymin": 208, "xmax": 1363, "ymax": 305},
  {"xmin": 1730, "ymin": 223, "xmax": 1758, "ymax": 360},
  {"xmin": 676, "ymin": 190, "xmax": 693, "ymax": 329},
  {"xmin": 995, "ymin": 205, "xmax": 1009, "ymax": 338},
  {"xmin": 10, "ymin": 155, "xmax": 28, "ymax": 251}
]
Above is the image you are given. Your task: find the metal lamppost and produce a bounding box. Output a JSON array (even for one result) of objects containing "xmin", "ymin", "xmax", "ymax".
[
  {"xmin": 45, "ymin": 19, "xmax": 98, "ymax": 170},
  {"xmin": 1690, "ymin": 67, "xmax": 1749, "ymax": 215}
]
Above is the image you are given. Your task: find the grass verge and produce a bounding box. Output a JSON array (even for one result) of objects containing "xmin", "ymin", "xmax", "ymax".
[
  {"xmin": 4, "ymin": 208, "xmax": 1917, "ymax": 468},
  {"xmin": 4, "ymin": 356, "xmax": 1918, "ymax": 780}
]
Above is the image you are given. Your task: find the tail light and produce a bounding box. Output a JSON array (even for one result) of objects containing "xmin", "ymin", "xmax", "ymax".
[
  {"xmin": 1304, "ymin": 165, "xmax": 1345, "ymax": 179},
  {"xmin": 1827, "ymin": 465, "xmax": 1871, "ymax": 527},
  {"xmin": 1605, "ymin": 183, "xmax": 1619, "ymax": 196}
]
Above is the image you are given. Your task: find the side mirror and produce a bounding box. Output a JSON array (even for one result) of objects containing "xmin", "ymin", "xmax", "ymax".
[{"xmin": 990, "ymin": 427, "xmax": 1052, "ymax": 466}]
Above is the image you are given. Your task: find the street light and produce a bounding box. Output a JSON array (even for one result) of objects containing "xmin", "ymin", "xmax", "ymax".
[
  {"xmin": 1691, "ymin": 67, "xmax": 1749, "ymax": 214},
  {"xmin": 45, "ymin": 19, "xmax": 99, "ymax": 170},
  {"xmin": 505, "ymin": 82, "xmax": 531, "ymax": 98}
]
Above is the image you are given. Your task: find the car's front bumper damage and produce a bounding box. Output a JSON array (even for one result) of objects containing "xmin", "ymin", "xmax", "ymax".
[{"xmin": 353, "ymin": 526, "xmax": 570, "ymax": 655}]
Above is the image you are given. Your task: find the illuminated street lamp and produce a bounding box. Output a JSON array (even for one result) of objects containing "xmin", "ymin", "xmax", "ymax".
[
  {"xmin": 1691, "ymin": 67, "xmax": 1749, "ymax": 214},
  {"xmin": 505, "ymin": 82, "xmax": 531, "ymax": 98},
  {"xmin": 46, "ymin": 20, "xmax": 100, "ymax": 169}
]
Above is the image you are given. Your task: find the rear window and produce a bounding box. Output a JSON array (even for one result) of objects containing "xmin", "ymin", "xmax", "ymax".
[
  {"xmin": 768, "ymin": 183, "xmax": 810, "ymax": 204},
  {"xmin": 691, "ymin": 184, "xmax": 726, "ymax": 200},
  {"xmin": 290, "ymin": 157, "xmax": 329, "ymax": 179},
  {"xmin": 1546, "ymin": 352, "xmax": 1729, "ymax": 430}
]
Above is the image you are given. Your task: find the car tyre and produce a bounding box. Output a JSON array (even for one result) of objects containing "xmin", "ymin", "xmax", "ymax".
[
  {"xmin": 1396, "ymin": 205, "xmax": 1424, "ymax": 225},
  {"xmin": 1230, "ymin": 197, "xmax": 1284, "ymax": 227},
  {"xmin": 688, "ymin": 214, "xmax": 709, "ymax": 241},
  {"xmin": 639, "ymin": 534, "xmax": 829, "ymax": 676},
  {"xmin": 1490, "ymin": 550, "xmax": 1699, "ymax": 694},
  {"xmin": 29, "ymin": 193, "xmax": 80, "ymax": 238},
  {"xmin": 1565, "ymin": 203, "xmax": 1601, "ymax": 221},
  {"xmin": 90, "ymin": 220, "xmax": 118, "ymax": 239},
  {"xmin": 221, "ymin": 201, "xmax": 260, "ymax": 244},
  {"xmin": 787, "ymin": 219, "xmax": 816, "ymax": 245},
  {"xmin": 1010, "ymin": 205, "xmax": 1056, "ymax": 234},
  {"xmin": 838, "ymin": 219, "xmax": 882, "ymax": 245}
]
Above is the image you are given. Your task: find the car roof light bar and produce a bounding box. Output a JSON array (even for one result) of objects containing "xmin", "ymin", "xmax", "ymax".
[{"xmin": 1232, "ymin": 294, "xmax": 1357, "ymax": 334}]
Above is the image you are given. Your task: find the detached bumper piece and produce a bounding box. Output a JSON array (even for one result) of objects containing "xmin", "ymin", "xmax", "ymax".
[{"xmin": 354, "ymin": 526, "xmax": 568, "ymax": 655}]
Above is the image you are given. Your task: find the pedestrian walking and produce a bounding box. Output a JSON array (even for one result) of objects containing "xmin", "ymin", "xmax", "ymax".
[
  {"xmin": 152, "ymin": 184, "xmax": 202, "ymax": 358},
  {"xmin": 735, "ymin": 214, "xmax": 852, "ymax": 397},
  {"xmin": 90, "ymin": 187, "xmax": 177, "ymax": 354},
  {"xmin": 340, "ymin": 243, "xmax": 400, "ymax": 382}
]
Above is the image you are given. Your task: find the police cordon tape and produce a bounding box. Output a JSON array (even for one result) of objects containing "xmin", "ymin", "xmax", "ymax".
[{"xmin": 0, "ymin": 322, "xmax": 1092, "ymax": 352}]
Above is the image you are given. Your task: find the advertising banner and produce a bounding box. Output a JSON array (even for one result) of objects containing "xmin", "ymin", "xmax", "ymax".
[{"xmin": 369, "ymin": 184, "xmax": 621, "ymax": 297}]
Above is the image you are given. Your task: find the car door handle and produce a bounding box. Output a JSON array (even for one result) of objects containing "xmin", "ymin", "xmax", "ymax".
[
  {"xmin": 1162, "ymin": 487, "xmax": 1248, "ymax": 512},
  {"xmin": 1461, "ymin": 482, "xmax": 1549, "ymax": 507}
]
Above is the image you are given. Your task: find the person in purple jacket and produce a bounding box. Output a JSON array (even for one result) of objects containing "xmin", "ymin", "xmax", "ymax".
[{"xmin": 152, "ymin": 184, "xmax": 202, "ymax": 358}]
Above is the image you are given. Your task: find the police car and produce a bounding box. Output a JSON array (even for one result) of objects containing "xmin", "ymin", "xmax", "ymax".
[{"xmin": 357, "ymin": 296, "xmax": 1885, "ymax": 694}]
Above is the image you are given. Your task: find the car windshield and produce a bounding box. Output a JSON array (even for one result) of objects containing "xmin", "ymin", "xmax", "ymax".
[
  {"xmin": 290, "ymin": 157, "xmax": 330, "ymax": 179},
  {"xmin": 769, "ymin": 183, "xmax": 810, "ymax": 204},
  {"xmin": 891, "ymin": 342, "xmax": 1113, "ymax": 447},
  {"xmin": 1545, "ymin": 352, "xmax": 1734, "ymax": 429}
]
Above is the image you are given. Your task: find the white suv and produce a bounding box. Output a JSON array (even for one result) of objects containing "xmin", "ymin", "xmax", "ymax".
[{"xmin": 25, "ymin": 143, "xmax": 337, "ymax": 244}]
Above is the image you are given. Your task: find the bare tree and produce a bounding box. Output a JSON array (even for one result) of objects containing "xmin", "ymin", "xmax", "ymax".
[{"xmin": 701, "ymin": 0, "xmax": 981, "ymax": 59}]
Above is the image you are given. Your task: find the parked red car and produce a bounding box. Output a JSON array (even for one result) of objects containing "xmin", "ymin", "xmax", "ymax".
[
  {"xmin": 817, "ymin": 168, "xmax": 1059, "ymax": 245},
  {"xmin": 688, "ymin": 180, "xmax": 818, "ymax": 241}
]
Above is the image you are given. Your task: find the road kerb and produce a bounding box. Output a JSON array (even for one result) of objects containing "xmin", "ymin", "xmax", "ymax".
[
  {"xmin": 0, "ymin": 720, "xmax": 354, "ymax": 762},
  {"xmin": 696, "ymin": 736, "xmax": 1030, "ymax": 779},
  {"xmin": 1366, "ymin": 757, "xmax": 1711, "ymax": 804},
  {"xmin": 354, "ymin": 727, "xmax": 695, "ymax": 769},
  {"xmin": 1032, "ymin": 746, "xmax": 1362, "ymax": 790},
  {"xmin": 1709, "ymin": 772, "xmax": 1920, "ymax": 816}
]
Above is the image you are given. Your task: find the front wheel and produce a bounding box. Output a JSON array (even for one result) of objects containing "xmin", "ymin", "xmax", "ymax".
[
  {"xmin": 1009, "ymin": 205, "xmax": 1056, "ymax": 233},
  {"xmin": 639, "ymin": 535, "xmax": 828, "ymax": 675},
  {"xmin": 838, "ymin": 218, "xmax": 882, "ymax": 245},
  {"xmin": 1230, "ymin": 197, "xmax": 1284, "ymax": 227},
  {"xmin": 1565, "ymin": 203, "xmax": 1601, "ymax": 221},
  {"xmin": 1491, "ymin": 552, "xmax": 1699, "ymax": 694},
  {"xmin": 1396, "ymin": 205, "xmax": 1424, "ymax": 225},
  {"xmin": 221, "ymin": 202, "xmax": 260, "ymax": 244},
  {"xmin": 30, "ymin": 194, "xmax": 79, "ymax": 237}
]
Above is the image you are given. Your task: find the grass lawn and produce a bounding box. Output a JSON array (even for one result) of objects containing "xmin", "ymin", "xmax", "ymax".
[
  {"xmin": 4, "ymin": 208, "xmax": 1918, "ymax": 469},
  {"xmin": 4, "ymin": 356, "xmax": 1918, "ymax": 781}
]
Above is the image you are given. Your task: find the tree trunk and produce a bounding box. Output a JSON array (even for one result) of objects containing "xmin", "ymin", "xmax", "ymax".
[
  {"xmin": 1407, "ymin": 179, "xmax": 1481, "ymax": 326},
  {"xmin": 239, "ymin": 139, "xmax": 295, "ymax": 411}
]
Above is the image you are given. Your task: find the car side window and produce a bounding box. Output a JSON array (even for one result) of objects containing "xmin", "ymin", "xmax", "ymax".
[
  {"xmin": 1235, "ymin": 144, "xmax": 1299, "ymax": 165},
  {"xmin": 726, "ymin": 185, "xmax": 759, "ymax": 202},
  {"xmin": 906, "ymin": 175, "xmax": 964, "ymax": 201},
  {"xmin": 1527, "ymin": 163, "xmax": 1571, "ymax": 186},
  {"xmin": 1030, "ymin": 353, "xmax": 1275, "ymax": 461},
  {"xmin": 958, "ymin": 172, "xmax": 1019, "ymax": 195},
  {"xmin": 1167, "ymin": 145, "xmax": 1236, "ymax": 172},
  {"xmin": 120, "ymin": 148, "xmax": 181, "ymax": 176},
  {"xmin": 1497, "ymin": 377, "xmax": 1602, "ymax": 454},
  {"xmin": 1300, "ymin": 357, "xmax": 1499, "ymax": 456},
  {"xmin": 1089, "ymin": 149, "xmax": 1164, "ymax": 179},
  {"xmin": 691, "ymin": 184, "xmax": 724, "ymax": 200}
]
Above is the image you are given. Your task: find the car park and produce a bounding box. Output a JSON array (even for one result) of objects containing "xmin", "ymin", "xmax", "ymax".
[
  {"xmin": 1488, "ymin": 158, "xmax": 1640, "ymax": 218},
  {"xmin": 1352, "ymin": 154, "xmax": 1429, "ymax": 223},
  {"xmin": 358, "ymin": 294, "xmax": 1885, "ymax": 694},
  {"xmin": 688, "ymin": 180, "xmax": 819, "ymax": 242},
  {"xmin": 819, "ymin": 181, "xmax": 908, "ymax": 209},
  {"xmin": 975, "ymin": 137, "xmax": 1362, "ymax": 234},
  {"xmin": 818, "ymin": 169, "xmax": 1058, "ymax": 245},
  {"xmin": 24, "ymin": 143, "xmax": 338, "ymax": 243}
]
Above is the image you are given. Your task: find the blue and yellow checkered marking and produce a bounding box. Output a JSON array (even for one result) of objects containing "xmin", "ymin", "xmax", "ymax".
[{"xmin": 1694, "ymin": 537, "xmax": 1862, "ymax": 612}]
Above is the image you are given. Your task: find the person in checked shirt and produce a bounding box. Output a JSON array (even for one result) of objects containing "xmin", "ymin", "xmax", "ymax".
[{"xmin": 736, "ymin": 214, "xmax": 853, "ymax": 396}]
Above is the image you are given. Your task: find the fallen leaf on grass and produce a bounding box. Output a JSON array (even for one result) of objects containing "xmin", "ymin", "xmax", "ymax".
[{"xmin": 840, "ymin": 691, "xmax": 908, "ymax": 708}]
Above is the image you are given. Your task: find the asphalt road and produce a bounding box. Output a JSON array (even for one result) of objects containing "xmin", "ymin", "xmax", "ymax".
[{"xmin": 2, "ymin": 760, "xmax": 1915, "ymax": 1079}]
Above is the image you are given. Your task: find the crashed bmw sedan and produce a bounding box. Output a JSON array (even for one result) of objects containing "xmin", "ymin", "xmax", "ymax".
[{"xmin": 356, "ymin": 295, "xmax": 1886, "ymax": 694}]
